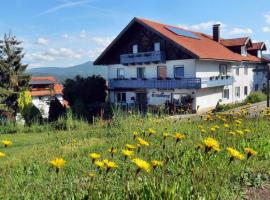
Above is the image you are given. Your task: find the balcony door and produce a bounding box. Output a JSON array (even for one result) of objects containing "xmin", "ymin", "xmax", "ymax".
[
  {"xmin": 157, "ymin": 66, "xmax": 167, "ymax": 79},
  {"xmin": 136, "ymin": 92, "xmax": 147, "ymax": 112},
  {"xmin": 137, "ymin": 67, "xmax": 145, "ymax": 79}
]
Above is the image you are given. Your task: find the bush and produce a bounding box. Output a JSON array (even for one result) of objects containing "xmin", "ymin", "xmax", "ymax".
[
  {"xmin": 48, "ymin": 97, "xmax": 66, "ymax": 122},
  {"xmin": 23, "ymin": 104, "xmax": 43, "ymax": 126},
  {"xmin": 244, "ymin": 92, "xmax": 266, "ymax": 104}
]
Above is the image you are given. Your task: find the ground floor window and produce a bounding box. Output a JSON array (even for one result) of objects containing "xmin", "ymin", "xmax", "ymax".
[
  {"xmin": 223, "ymin": 89, "xmax": 229, "ymax": 99},
  {"xmin": 235, "ymin": 87, "xmax": 240, "ymax": 98},
  {"xmin": 244, "ymin": 86, "xmax": 248, "ymax": 96},
  {"xmin": 116, "ymin": 92, "xmax": 126, "ymax": 103}
]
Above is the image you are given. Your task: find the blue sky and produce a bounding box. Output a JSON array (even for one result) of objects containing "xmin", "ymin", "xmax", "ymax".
[{"xmin": 0, "ymin": 0, "xmax": 269, "ymax": 68}]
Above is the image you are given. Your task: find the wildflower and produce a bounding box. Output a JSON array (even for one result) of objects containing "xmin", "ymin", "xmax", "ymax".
[
  {"xmin": 88, "ymin": 172, "xmax": 95, "ymax": 178},
  {"xmin": 133, "ymin": 131, "xmax": 139, "ymax": 137},
  {"xmin": 228, "ymin": 131, "xmax": 236, "ymax": 135},
  {"xmin": 89, "ymin": 153, "xmax": 101, "ymax": 162},
  {"xmin": 104, "ymin": 160, "xmax": 118, "ymax": 171},
  {"xmin": 163, "ymin": 132, "xmax": 170, "ymax": 139},
  {"xmin": 137, "ymin": 137, "xmax": 150, "ymax": 147},
  {"xmin": 108, "ymin": 147, "xmax": 117, "ymax": 157},
  {"xmin": 0, "ymin": 152, "xmax": 6, "ymax": 158},
  {"xmin": 122, "ymin": 149, "xmax": 134, "ymax": 159},
  {"xmin": 224, "ymin": 123, "xmax": 230, "ymax": 128},
  {"xmin": 148, "ymin": 128, "xmax": 156, "ymax": 136},
  {"xmin": 226, "ymin": 147, "xmax": 245, "ymax": 161},
  {"xmin": 203, "ymin": 137, "xmax": 221, "ymax": 152},
  {"xmin": 151, "ymin": 160, "xmax": 163, "ymax": 169},
  {"xmin": 94, "ymin": 160, "xmax": 104, "ymax": 169},
  {"xmin": 174, "ymin": 133, "xmax": 186, "ymax": 142},
  {"xmin": 132, "ymin": 158, "xmax": 151, "ymax": 174},
  {"xmin": 49, "ymin": 157, "xmax": 66, "ymax": 173},
  {"xmin": 125, "ymin": 144, "xmax": 136, "ymax": 150},
  {"xmin": 235, "ymin": 119, "xmax": 242, "ymax": 126},
  {"xmin": 200, "ymin": 129, "xmax": 207, "ymax": 134},
  {"xmin": 236, "ymin": 130, "xmax": 244, "ymax": 135},
  {"xmin": 2, "ymin": 140, "xmax": 12, "ymax": 148},
  {"xmin": 244, "ymin": 129, "xmax": 251, "ymax": 134},
  {"xmin": 210, "ymin": 127, "xmax": 216, "ymax": 133},
  {"xmin": 244, "ymin": 147, "xmax": 257, "ymax": 158}
]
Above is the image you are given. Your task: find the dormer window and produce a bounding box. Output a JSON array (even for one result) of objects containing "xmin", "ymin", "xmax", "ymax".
[
  {"xmin": 133, "ymin": 44, "xmax": 138, "ymax": 54},
  {"xmin": 154, "ymin": 42, "xmax": 160, "ymax": 51},
  {"xmin": 258, "ymin": 50, "xmax": 262, "ymax": 58},
  {"xmin": 241, "ymin": 46, "xmax": 247, "ymax": 56}
]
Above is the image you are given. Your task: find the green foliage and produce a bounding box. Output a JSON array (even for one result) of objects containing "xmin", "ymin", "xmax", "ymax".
[
  {"xmin": 0, "ymin": 33, "xmax": 30, "ymax": 115},
  {"xmin": 215, "ymin": 102, "xmax": 246, "ymax": 112},
  {"xmin": 244, "ymin": 91, "xmax": 266, "ymax": 104},
  {"xmin": 23, "ymin": 104, "xmax": 43, "ymax": 126},
  {"xmin": 18, "ymin": 90, "xmax": 32, "ymax": 112},
  {"xmin": 63, "ymin": 75, "xmax": 108, "ymax": 121},
  {"xmin": 48, "ymin": 97, "xmax": 66, "ymax": 122}
]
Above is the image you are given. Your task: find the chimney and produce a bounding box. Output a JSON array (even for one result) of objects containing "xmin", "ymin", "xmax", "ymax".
[{"xmin": 213, "ymin": 24, "xmax": 220, "ymax": 42}]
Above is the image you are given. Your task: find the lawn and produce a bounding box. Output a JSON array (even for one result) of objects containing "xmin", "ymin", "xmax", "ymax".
[{"xmin": 0, "ymin": 110, "xmax": 270, "ymax": 199}]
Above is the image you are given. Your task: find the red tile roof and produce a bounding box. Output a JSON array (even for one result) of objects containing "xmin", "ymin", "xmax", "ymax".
[
  {"xmin": 220, "ymin": 37, "xmax": 250, "ymax": 47},
  {"xmin": 31, "ymin": 76, "xmax": 57, "ymax": 83},
  {"xmin": 137, "ymin": 18, "xmax": 264, "ymax": 63},
  {"xmin": 248, "ymin": 42, "xmax": 267, "ymax": 51}
]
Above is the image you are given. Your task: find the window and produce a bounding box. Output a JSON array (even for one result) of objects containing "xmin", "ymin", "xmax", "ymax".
[
  {"xmin": 154, "ymin": 42, "xmax": 160, "ymax": 51},
  {"xmin": 244, "ymin": 86, "xmax": 248, "ymax": 96},
  {"xmin": 235, "ymin": 87, "xmax": 240, "ymax": 98},
  {"xmin": 255, "ymin": 84, "xmax": 258, "ymax": 91},
  {"xmin": 116, "ymin": 92, "xmax": 126, "ymax": 103},
  {"xmin": 241, "ymin": 46, "xmax": 247, "ymax": 56},
  {"xmin": 255, "ymin": 66, "xmax": 258, "ymax": 75},
  {"xmin": 219, "ymin": 64, "xmax": 228, "ymax": 76},
  {"xmin": 244, "ymin": 65, "xmax": 248, "ymax": 75},
  {"xmin": 174, "ymin": 66, "xmax": 184, "ymax": 78},
  {"xmin": 157, "ymin": 66, "xmax": 167, "ymax": 79},
  {"xmin": 117, "ymin": 68, "xmax": 125, "ymax": 78},
  {"xmin": 133, "ymin": 44, "xmax": 138, "ymax": 54},
  {"xmin": 223, "ymin": 89, "xmax": 230, "ymax": 99},
  {"xmin": 137, "ymin": 67, "xmax": 145, "ymax": 79},
  {"xmin": 236, "ymin": 67, "xmax": 240, "ymax": 76}
]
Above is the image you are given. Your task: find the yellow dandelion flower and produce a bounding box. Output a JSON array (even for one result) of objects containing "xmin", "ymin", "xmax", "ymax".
[
  {"xmin": 210, "ymin": 127, "xmax": 216, "ymax": 132},
  {"xmin": 88, "ymin": 172, "xmax": 95, "ymax": 177},
  {"xmin": 0, "ymin": 152, "xmax": 6, "ymax": 158},
  {"xmin": 49, "ymin": 157, "xmax": 66, "ymax": 172},
  {"xmin": 125, "ymin": 144, "xmax": 136, "ymax": 150},
  {"xmin": 163, "ymin": 132, "xmax": 170, "ymax": 139},
  {"xmin": 122, "ymin": 149, "xmax": 134, "ymax": 158},
  {"xmin": 200, "ymin": 129, "xmax": 207, "ymax": 134},
  {"xmin": 132, "ymin": 158, "xmax": 151, "ymax": 173},
  {"xmin": 89, "ymin": 153, "xmax": 101, "ymax": 161},
  {"xmin": 137, "ymin": 137, "xmax": 150, "ymax": 147},
  {"xmin": 148, "ymin": 128, "xmax": 156, "ymax": 136},
  {"xmin": 228, "ymin": 131, "xmax": 236, "ymax": 135},
  {"xmin": 151, "ymin": 160, "xmax": 163, "ymax": 169},
  {"xmin": 226, "ymin": 147, "xmax": 245, "ymax": 160},
  {"xmin": 94, "ymin": 160, "xmax": 105, "ymax": 168},
  {"xmin": 224, "ymin": 123, "xmax": 230, "ymax": 128},
  {"xmin": 236, "ymin": 130, "xmax": 244, "ymax": 135},
  {"xmin": 105, "ymin": 161, "xmax": 118, "ymax": 170},
  {"xmin": 133, "ymin": 131, "xmax": 139, "ymax": 136},
  {"xmin": 244, "ymin": 147, "xmax": 257, "ymax": 158},
  {"xmin": 174, "ymin": 133, "xmax": 186, "ymax": 142},
  {"xmin": 203, "ymin": 137, "xmax": 221, "ymax": 152},
  {"xmin": 108, "ymin": 147, "xmax": 117, "ymax": 154},
  {"xmin": 2, "ymin": 140, "xmax": 12, "ymax": 148}
]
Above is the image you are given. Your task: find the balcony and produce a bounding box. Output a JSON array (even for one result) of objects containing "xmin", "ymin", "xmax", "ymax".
[
  {"xmin": 109, "ymin": 78, "xmax": 201, "ymax": 90},
  {"xmin": 201, "ymin": 76, "xmax": 233, "ymax": 88},
  {"xmin": 120, "ymin": 51, "xmax": 165, "ymax": 65}
]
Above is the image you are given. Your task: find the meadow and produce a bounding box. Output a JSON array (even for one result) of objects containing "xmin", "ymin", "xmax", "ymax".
[{"xmin": 0, "ymin": 109, "xmax": 270, "ymax": 199}]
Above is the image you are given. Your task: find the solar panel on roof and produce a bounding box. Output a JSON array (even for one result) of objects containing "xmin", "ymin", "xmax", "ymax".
[{"xmin": 165, "ymin": 26, "xmax": 200, "ymax": 40}]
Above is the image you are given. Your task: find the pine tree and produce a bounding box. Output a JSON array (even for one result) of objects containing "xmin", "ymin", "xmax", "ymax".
[{"xmin": 0, "ymin": 33, "xmax": 30, "ymax": 116}]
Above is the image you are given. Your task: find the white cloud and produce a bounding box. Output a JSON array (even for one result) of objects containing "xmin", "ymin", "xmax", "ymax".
[
  {"xmin": 79, "ymin": 30, "xmax": 87, "ymax": 38},
  {"xmin": 36, "ymin": 37, "xmax": 49, "ymax": 45},
  {"xmin": 177, "ymin": 21, "xmax": 225, "ymax": 31},
  {"xmin": 265, "ymin": 40, "xmax": 270, "ymax": 54},
  {"xmin": 229, "ymin": 27, "xmax": 253, "ymax": 35},
  {"xmin": 264, "ymin": 14, "xmax": 270, "ymax": 24},
  {"xmin": 262, "ymin": 26, "xmax": 270, "ymax": 32},
  {"xmin": 62, "ymin": 34, "xmax": 70, "ymax": 39},
  {"xmin": 92, "ymin": 36, "xmax": 114, "ymax": 47}
]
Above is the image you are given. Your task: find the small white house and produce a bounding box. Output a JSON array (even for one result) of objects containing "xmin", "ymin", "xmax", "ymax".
[
  {"xmin": 30, "ymin": 76, "xmax": 66, "ymax": 118},
  {"xmin": 94, "ymin": 17, "xmax": 269, "ymax": 113}
]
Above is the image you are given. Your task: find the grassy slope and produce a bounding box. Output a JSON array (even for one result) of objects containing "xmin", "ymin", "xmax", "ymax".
[{"xmin": 0, "ymin": 113, "xmax": 270, "ymax": 199}]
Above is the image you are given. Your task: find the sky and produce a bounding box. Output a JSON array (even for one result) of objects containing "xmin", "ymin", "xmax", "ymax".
[{"xmin": 0, "ymin": 0, "xmax": 269, "ymax": 68}]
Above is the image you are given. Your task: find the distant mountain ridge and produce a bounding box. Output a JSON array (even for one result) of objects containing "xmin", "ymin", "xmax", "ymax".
[{"xmin": 26, "ymin": 61, "xmax": 108, "ymax": 83}]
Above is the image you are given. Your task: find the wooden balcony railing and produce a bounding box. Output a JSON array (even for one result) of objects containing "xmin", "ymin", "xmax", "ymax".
[{"xmin": 120, "ymin": 51, "xmax": 165, "ymax": 65}]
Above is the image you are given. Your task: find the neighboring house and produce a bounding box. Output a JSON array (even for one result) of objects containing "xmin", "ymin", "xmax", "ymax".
[
  {"xmin": 29, "ymin": 76, "xmax": 67, "ymax": 118},
  {"xmin": 94, "ymin": 17, "xmax": 269, "ymax": 113}
]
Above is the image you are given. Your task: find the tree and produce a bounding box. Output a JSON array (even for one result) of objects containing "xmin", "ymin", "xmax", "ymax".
[
  {"xmin": 63, "ymin": 75, "xmax": 108, "ymax": 120},
  {"xmin": 48, "ymin": 97, "xmax": 66, "ymax": 122},
  {"xmin": 0, "ymin": 33, "xmax": 30, "ymax": 116}
]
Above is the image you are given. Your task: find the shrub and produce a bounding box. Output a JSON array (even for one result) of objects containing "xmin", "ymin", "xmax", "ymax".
[
  {"xmin": 48, "ymin": 97, "xmax": 66, "ymax": 122},
  {"xmin": 244, "ymin": 92, "xmax": 266, "ymax": 104}
]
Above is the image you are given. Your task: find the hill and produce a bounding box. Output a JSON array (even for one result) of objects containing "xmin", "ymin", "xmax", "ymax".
[{"xmin": 26, "ymin": 61, "xmax": 108, "ymax": 83}]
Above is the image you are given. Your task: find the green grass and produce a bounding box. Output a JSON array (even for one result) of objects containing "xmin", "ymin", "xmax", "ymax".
[{"xmin": 0, "ymin": 112, "xmax": 270, "ymax": 199}]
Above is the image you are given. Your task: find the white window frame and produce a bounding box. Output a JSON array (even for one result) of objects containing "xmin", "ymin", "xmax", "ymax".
[
  {"xmin": 244, "ymin": 65, "xmax": 248, "ymax": 75},
  {"xmin": 174, "ymin": 65, "xmax": 185, "ymax": 78},
  {"xmin": 154, "ymin": 42, "xmax": 160, "ymax": 51},
  {"xmin": 223, "ymin": 89, "xmax": 230, "ymax": 99},
  {"xmin": 241, "ymin": 46, "xmax": 247, "ymax": 56},
  {"xmin": 133, "ymin": 44, "xmax": 138, "ymax": 54},
  {"xmin": 235, "ymin": 87, "xmax": 240, "ymax": 98},
  {"xmin": 244, "ymin": 86, "xmax": 248, "ymax": 96},
  {"xmin": 235, "ymin": 67, "xmax": 240, "ymax": 76},
  {"xmin": 117, "ymin": 68, "xmax": 125, "ymax": 79}
]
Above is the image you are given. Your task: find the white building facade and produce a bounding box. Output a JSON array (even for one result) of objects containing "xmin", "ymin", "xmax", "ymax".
[{"xmin": 94, "ymin": 18, "xmax": 269, "ymax": 113}]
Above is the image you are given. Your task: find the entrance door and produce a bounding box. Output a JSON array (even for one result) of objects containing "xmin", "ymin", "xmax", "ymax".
[{"xmin": 136, "ymin": 92, "xmax": 147, "ymax": 112}]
